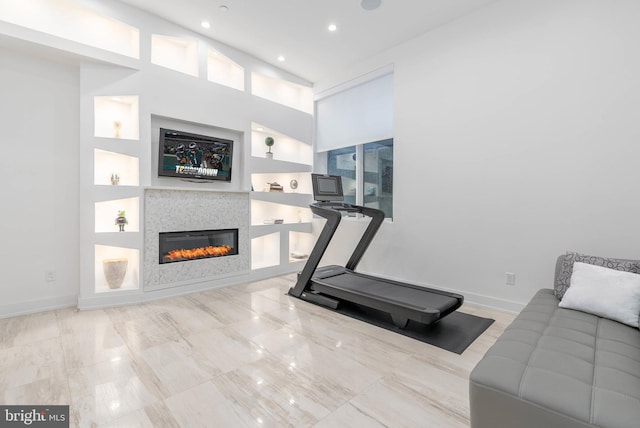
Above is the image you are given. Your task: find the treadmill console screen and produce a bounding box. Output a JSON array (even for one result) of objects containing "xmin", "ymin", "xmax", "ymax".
[{"xmin": 312, "ymin": 173, "xmax": 344, "ymax": 202}]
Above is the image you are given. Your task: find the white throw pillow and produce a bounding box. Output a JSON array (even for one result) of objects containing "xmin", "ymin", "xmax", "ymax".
[{"xmin": 559, "ymin": 261, "xmax": 640, "ymax": 328}]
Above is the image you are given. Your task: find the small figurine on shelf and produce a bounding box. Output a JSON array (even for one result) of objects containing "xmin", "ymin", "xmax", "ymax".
[
  {"xmin": 265, "ymin": 136, "xmax": 275, "ymax": 159},
  {"xmin": 110, "ymin": 173, "xmax": 120, "ymax": 185},
  {"xmin": 115, "ymin": 210, "xmax": 128, "ymax": 232}
]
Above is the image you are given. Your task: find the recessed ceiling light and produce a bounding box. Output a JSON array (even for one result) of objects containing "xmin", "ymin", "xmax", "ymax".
[
  {"xmin": 361, "ymin": 0, "xmax": 382, "ymax": 11},
  {"xmin": 256, "ymin": 127, "xmax": 264, "ymax": 131},
  {"xmin": 277, "ymin": 55, "xmax": 285, "ymax": 62},
  {"xmin": 328, "ymin": 24, "xmax": 337, "ymax": 32},
  {"xmin": 219, "ymin": 5, "xmax": 229, "ymax": 13},
  {"xmin": 201, "ymin": 20, "xmax": 211, "ymax": 29}
]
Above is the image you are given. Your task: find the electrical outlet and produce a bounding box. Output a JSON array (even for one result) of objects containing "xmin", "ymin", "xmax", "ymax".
[
  {"xmin": 505, "ymin": 272, "xmax": 516, "ymax": 286},
  {"xmin": 46, "ymin": 270, "xmax": 56, "ymax": 282}
]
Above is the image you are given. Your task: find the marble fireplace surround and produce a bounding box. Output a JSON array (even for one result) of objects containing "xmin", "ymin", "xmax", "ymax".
[{"xmin": 144, "ymin": 187, "xmax": 250, "ymax": 290}]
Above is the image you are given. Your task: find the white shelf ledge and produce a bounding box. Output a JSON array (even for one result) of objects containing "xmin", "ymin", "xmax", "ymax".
[
  {"xmin": 250, "ymin": 191, "xmax": 312, "ymax": 207},
  {"xmin": 250, "ymin": 157, "xmax": 312, "ymax": 174},
  {"xmin": 250, "ymin": 222, "xmax": 312, "ymax": 238}
]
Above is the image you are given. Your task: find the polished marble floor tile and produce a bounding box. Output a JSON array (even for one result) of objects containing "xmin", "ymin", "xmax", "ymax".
[
  {"xmin": 2, "ymin": 337, "xmax": 70, "ymax": 405},
  {"xmin": 163, "ymin": 381, "xmax": 248, "ymax": 427},
  {"xmin": 60, "ymin": 324, "xmax": 131, "ymax": 370},
  {"xmin": 0, "ymin": 311, "xmax": 60, "ymax": 349},
  {"xmin": 112, "ymin": 312, "xmax": 184, "ymax": 353},
  {"xmin": 67, "ymin": 356, "xmax": 160, "ymax": 426},
  {"xmin": 0, "ymin": 274, "xmax": 515, "ymax": 427},
  {"xmin": 349, "ymin": 376, "xmax": 469, "ymax": 428},
  {"xmin": 136, "ymin": 339, "xmax": 220, "ymax": 398},
  {"xmin": 184, "ymin": 326, "xmax": 272, "ymax": 375},
  {"xmin": 213, "ymin": 353, "xmax": 333, "ymax": 427},
  {"xmin": 313, "ymin": 402, "xmax": 387, "ymax": 428}
]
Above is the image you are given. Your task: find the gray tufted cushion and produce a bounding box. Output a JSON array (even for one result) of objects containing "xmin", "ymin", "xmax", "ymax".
[
  {"xmin": 554, "ymin": 252, "xmax": 640, "ymax": 299},
  {"xmin": 470, "ymin": 289, "xmax": 640, "ymax": 428}
]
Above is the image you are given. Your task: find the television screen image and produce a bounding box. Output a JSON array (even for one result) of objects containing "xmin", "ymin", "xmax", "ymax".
[{"xmin": 158, "ymin": 128, "xmax": 233, "ymax": 182}]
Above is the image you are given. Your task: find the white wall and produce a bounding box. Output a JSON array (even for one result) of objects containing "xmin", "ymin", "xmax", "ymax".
[
  {"xmin": 315, "ymin": 0, "xmax": 640, "ymax": 311},
  {"xmin": 0, "ymin": 47, "xmax": 79, "ymax": 316}
]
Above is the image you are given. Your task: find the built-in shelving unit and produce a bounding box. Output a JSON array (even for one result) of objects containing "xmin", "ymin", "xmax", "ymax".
[
  {"xmin": 82, "ymin": 90, "xmax": 142, "ymax": 302},
  {"xmin": 250, "ymin": 123, "xmax": 314, "ymax": 273}
]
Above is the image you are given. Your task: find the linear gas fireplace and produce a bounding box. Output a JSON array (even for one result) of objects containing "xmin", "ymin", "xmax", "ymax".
[{"xmin": 159, "ymin": 228, "xmax": 238, "ymax": 264}]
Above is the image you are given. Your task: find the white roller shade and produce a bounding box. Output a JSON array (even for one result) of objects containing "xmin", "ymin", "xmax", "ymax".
[{"xmin": 316, "ymin": 73, "xmax": 393, "ymax": 152}]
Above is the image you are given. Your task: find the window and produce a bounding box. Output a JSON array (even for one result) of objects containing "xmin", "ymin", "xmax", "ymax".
[
  {"xmin": 317, "ymin": 71, "xmax": 394, "ymax": 218},
  {"xmin": 327, "ymin": 139, "xmax": 393, "ymax": 218},
  {"xmin": 327, "ymin": 146, "xmax": 356, "ymax": 205},
  {"xmin": 364, "ymin": 139, "xmax": 393, "ymax": 218}
]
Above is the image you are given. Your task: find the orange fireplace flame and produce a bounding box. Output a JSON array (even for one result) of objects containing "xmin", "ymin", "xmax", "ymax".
[{"xmin": 164, "ymin": 245, "xmax": 232, "ymax": 262}]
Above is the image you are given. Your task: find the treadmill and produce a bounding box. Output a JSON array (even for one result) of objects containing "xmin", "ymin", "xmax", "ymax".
[{"xmin": 288, "ymin": 174, "xmax": 464, "ymax": 329}]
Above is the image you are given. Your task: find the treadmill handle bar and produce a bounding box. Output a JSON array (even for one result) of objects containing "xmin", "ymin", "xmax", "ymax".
[{"xmin": 345, "ymin": 205, "xmax": 385, "ymax": 271}]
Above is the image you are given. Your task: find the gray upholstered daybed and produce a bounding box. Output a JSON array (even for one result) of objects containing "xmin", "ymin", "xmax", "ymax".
[{"xmin": 469, "ymin": 253, "xmax": 640, "ymax": 428}]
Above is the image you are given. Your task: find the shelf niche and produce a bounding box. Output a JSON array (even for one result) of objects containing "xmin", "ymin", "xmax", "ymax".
[
  {"xmin": 95, "ymin": 197, "xmax": 140, "ymax": 233},
  {"xmin": 207, "ymin": 49, "xmax": 244, "ymax": 91},
  {"xmin": 151, "ymin": 34, "xmax": 199, "ymax": 77},
  {"xmin": 94, "ymin": 95, "xmax": 139, "ymax": 140},
  {"xmin": 94, "ymin": 149, "xmax": 139, "ymax": 186},
  {"xmin": 0, "ymin": 0, "xmax": 140, "ymax": 58},
  {"xmin": 251, "ymin": 124, "xmax": 312, "ymax": 164},
  {"xmin": 251, "ymin": 172, "xmax": 312, "ymax": 195},
  {"xmin": 95, "ymin": 245, "xmax": 139, "ymax": 293},
  {"xmin": 251, "ymin": 200, "xmax": 311, "ymax": 226},
  {"xmin": 251, "ymin": 73, "xmax": 313, "ymax": 114},
  {"xmin": 251, "ymin": 232, "xmax": 280, "ymax": 270},
  {"xmin": 289, "ymin": 231, "xmax": 314, "ymax": 263}
]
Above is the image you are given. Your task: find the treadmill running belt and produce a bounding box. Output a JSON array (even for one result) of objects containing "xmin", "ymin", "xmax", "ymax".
[{"xmin": 318, "ymin": 273, "xmax": 459, "ymax": 313}]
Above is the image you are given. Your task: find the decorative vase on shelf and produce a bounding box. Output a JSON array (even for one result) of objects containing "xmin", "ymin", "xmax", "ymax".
[
  {"xmin": 113, "ymin": 120, "xmax": 122, "ymax": 138},
  {"xmin": 110, "ymin": 173, "xmax": 120, "ymax": 185},
  {"xmin": 103, "ymin": 258, "xmax": 128, "ymax": 289},
  {"xmin": 115, "ymin": 210, "xmax": 128, "ymax": 232},
  {"xmin": 265, "ymin": 136, "xmax": 274, "ymax": 159}
]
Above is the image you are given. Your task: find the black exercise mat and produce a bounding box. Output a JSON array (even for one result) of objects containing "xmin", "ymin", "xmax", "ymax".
[{"xmin": 335, "ymin": 302, "xmax": 494, "ymax": 354}]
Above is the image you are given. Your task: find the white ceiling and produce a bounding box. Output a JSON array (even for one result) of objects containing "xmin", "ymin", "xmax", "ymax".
[{"xmin": 118, "ymin": 0, "xmax": 499, "ymax": 83}]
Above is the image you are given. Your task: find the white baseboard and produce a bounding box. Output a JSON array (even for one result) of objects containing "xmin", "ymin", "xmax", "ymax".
[
  {"xmin": 459, "ymin": 290, "xmax": 524, "ymax": 314},
  {"xmin": 0, "ymin": 295, "xmax": 77, "ymax": 319}
]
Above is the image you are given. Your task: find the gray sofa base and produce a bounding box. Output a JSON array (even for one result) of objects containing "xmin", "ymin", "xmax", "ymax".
[
  {"xmin": 470, "ymin": 376, "xmax": 596, "ymax": 428},
  {"xmin": 470, "ymin": 288, "xmax": 640, "ymax": 428}
]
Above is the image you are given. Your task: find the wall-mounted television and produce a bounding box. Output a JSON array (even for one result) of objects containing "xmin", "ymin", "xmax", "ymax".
[{"xmin": 158, "ymin": 128, "xmax": 233, "ymax": 182}]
